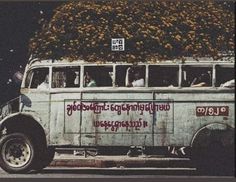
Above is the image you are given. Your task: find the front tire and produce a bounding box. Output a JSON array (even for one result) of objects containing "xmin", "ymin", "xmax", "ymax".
[
  {"xmin": 0, "ymin": 133, "xmax": 35, "ymax": 173},
  {"xmin": 33, "ymin": 146, "xmax": 55, "ymax": 171}
]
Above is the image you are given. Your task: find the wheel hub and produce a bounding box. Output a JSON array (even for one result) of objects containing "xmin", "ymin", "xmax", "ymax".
[
  {"xmin": 10, "ymin": 145, "xmax": 23, "ymax": 158},
  {"xmin": 2, "ymin": 138, "xmax": 32, "ymax": 168}
]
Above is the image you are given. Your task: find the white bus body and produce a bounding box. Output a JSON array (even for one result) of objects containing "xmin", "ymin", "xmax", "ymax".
[{"xmin": 0, "ymin": 57, "xmax": 234, "ymax": 173}]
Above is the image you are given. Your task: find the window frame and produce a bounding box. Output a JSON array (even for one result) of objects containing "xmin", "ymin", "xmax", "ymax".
[
  {"xmin": 23, "ymin": 62, "xmax": 234, "ymax": 91},
  {"xmin": 51, "ymin": 66, "xmax": 81, "ymax": 89},
  {"xmin": 24, "ymin": 69, "xmax": 34, "ymax": 89},
  {"xmin": 214, "ymin": 64, "xmax": 235, "ymax": 88},
  {"xmin": 115, "ymin": 64, "xmax": 147, "ymax": 88},
  {"xmin": 83, "ymin": 64, "xmax": 114, "ymax": 88},
  {"xmin": 180, "ymin": 64, "xmax": 214, "ymax": 88},
  {"xmin": 148, "ymin": 64, "xmax": 180, "ymax": 88},
  {"xmin": 24, "ymin": 67, "xmax": 50, "ymax": 90}
]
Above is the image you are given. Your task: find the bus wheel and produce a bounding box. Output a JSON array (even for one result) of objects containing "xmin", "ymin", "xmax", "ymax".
[
  {"xmin": 0, "ymin": 133, "xmax": 35, "ymax": 173},
  {"xmin": 191, "ymin": 128, "xmax": 234, "ymax": 175},
  {"xmin": 33, "ymin": 147, "xmax": 55, "ymax": 171}
]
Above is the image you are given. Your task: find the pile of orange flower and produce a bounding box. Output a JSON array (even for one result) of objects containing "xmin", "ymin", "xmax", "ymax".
[{"xmin": 29, "ymin": 1, "xmax": 234, "ymax": 62}]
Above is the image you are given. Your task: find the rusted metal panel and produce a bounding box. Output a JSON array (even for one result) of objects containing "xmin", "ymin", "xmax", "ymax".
[
  {"xmin": 48, "ymin": 92, "xmax": 235, "ymax": 146},
  {"xmin": 155, "ymin": 101, "xmax": 235, "ymax": 146},
  {"xmin": 67, "ymin": 92, "xmax": 154, "ymax": 146},
  {"xmin": 80, "ymin": 133, "xmax": 153, "ymax": 146},
  {"xmin": 18, "ymin": 88, "xmax": 235, "ymax": 148}
]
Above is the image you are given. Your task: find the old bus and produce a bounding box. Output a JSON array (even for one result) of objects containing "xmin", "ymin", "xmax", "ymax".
[{"xmin": 0, "ymin": 57, "xmax": 234, "ymax": 173}]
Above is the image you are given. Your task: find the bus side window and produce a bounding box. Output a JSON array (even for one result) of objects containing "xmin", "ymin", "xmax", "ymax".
[
  {"xmin": 116, "ymin": 65, "xmax": 145, "ymax": 87},
  {"xmin": 216, "ymin": 66, "xmax": 235, "ymax": 88},
  {"xmin": 148, "ymin": 66, "xmax": 178, "ymax": 87},
  {"xmin": 52, "ymin": 67, "xmax": 80, "ymax": 88},
  {"xmin": 25, "ymin": 68, "xmax": 49, "ymax": 89},
  {"xmin": 84, "ymin": 66, "xmax": 113, "ymax": 87},
  {"xmin": 182, "ymin": 66, "xmax": 212, "ymax": 87}
]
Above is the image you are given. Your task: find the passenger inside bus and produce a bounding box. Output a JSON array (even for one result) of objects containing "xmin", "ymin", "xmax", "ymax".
[
  {"xmin": 37, "ymin": 74, "xmax": 49, "ymax": 90},
  {"xmin": 216, "ymin": 66, "xmax": 234, "ymax": 88},
  {"xmin": 26, "ymin": 68, "xmax": 49, "ymax": 89},
  {"xmin": 221, "ymin": 79, "xmax": 235, "ymax": 88},
  {"xmin": 84, "ymin": 72, "xmax": 97, "ymax": 87},
  {"xmin": 74, "ymin": 71, "xmax": 80, "ymax": 86},
  {"xmin": 65, "ymin": 71, "xmax": 77, "ymax": 87},
  {"xmin": 84, "ymin": 66, "xmax": 112, "ymax": 87},
  {"xmin": 148, "ymin": 66, "xmax": 178, "ymax": 87},
  {"xmin": 125, "ymin": 67, "xmax": 145, "ymax": 87},
  {"xmin": 52, "ymin": 67, "xmax": 80, "ymax": 88},
  {"xmin": 190, "ymin": 71, "xmax": 211, "ymax": 87}
]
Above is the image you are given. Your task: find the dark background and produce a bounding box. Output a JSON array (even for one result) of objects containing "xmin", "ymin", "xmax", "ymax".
[{"xmin": 0, "ymin": 2, "xmax": 62, "ymax": 104}]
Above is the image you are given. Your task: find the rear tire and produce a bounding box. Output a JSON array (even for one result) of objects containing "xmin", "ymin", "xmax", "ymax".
[
  {"xmin": 0, "ymin": 133, "xmax": 35, "ymax": 173},
  {"xmin": 192, "ymin": 143, "xmax": 228, "ymax": 175},
  {"xmin": 191, "ymin": 128, "xmax": 234, "ymax": 175}
]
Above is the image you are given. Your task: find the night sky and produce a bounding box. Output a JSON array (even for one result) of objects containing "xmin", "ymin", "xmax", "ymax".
[{"xmin": 0, "ymin": 2, "xmax": 62, "ymax": 104}]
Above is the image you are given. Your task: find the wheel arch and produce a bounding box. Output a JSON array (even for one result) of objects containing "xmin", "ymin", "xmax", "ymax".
[
  {"xmin": 190, "ymin": 122, "xmax": 234, "ymax": 148},
  {"xmin": 0, "ymin": 113, "xmax": 48, "ymax": 149}
]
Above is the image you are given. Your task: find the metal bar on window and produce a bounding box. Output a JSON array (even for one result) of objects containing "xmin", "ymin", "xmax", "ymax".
[
  {"xmin": 113, "ymin": 65, "xmax": 116, "ymax": 87},
  {"xmin": 145, "ymin": 65, "xmax": 148, "ymax": 88},
  {"xmin": 80, "ymin": 65, "xmax": 84, "ymax": 88},
  {"xmin": 49, "ymin": 66, "xmax": 52, "ymax": 89},
  {"xmin": 178, "ymin": 64, "xmax": 182, "ymax": 88},
  {"xmin": 212, "ymin": 64, "xmax": 216, "ymax": 88}
]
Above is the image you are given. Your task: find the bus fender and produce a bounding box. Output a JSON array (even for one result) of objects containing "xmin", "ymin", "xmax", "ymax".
[
  {"xmin": 0, "ymin": 112, "xmax": 47, "ymax": 143},
  {"xmin": 190, "ymin": 123, "xmax": 234, "ymax": 148}
]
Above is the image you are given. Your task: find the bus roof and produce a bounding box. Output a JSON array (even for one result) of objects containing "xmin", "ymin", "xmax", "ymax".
[{"xmin": 28, "ymin": 56, "xmax": 235, "ymax": 68}]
